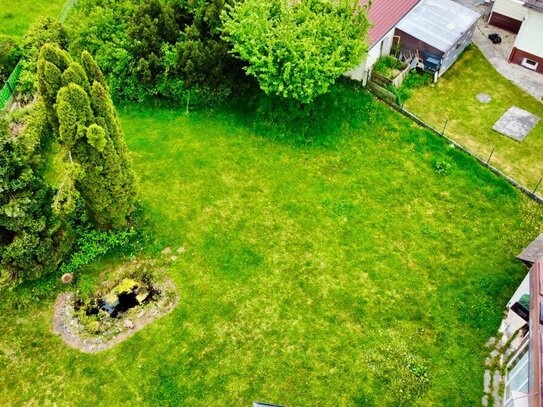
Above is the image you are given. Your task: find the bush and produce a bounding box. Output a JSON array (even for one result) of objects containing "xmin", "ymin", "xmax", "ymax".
[
  {"xmin": 0, "ymin": 108, "xmax": 74, "ymax": 290},
  {"xmin": 18, "ymin": 17, "xmax": 69, "ymax": 98},
  {"xmin": 373, "ymin": 56, "xmax": 406, "ymax": 79},
  {"xmin": 66, "ymin": 0, "xmax": 245, "ymax": 105},
  {"xmin": 385, "ymin": 71, "xmax": 433, "ymax": 104},
  {"xmin": 0, "ymin": 35, "xmax": 21, "ymax": 83},
  {"xmin": 60, "ymin": 225, "xmax": 137, "ymax": 275},
  {"xmin": 433, "ymin": 160, "xmax": 451, "ymax": 176}
]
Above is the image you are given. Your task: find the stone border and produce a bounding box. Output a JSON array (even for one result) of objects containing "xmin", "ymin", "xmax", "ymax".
[{"xmin": 53, "ymin": 279, "xmax": 178, "ymax": 353}]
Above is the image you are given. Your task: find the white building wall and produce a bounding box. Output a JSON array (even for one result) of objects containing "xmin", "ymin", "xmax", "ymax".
[
  {"xmin": 345, "ymin": 27, "xmax": 396, "ymax": 85},
  {"xmin": 491, "ymin": 0, "xmax": 527, "ymax": 20},
  {"xmin": 514, "ymin": 10, "xmax": 543, "ymax": 58}
]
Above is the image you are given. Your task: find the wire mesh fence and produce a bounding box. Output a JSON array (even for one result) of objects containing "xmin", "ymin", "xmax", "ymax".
[
  {"xmin": 0, "ymin": 61, "xmax": 22, "ymax": 110},
  {"xmin": 0, "ymin": 0, "xmax": 77, "ymax": 111},
  {"xmin": 367, "ymin": 79, "xmax": 543, "ymax": 204}
]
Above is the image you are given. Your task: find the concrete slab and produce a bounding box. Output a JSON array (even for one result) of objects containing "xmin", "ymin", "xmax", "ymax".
[{"xmin": 492, "ymin": 106, "xmax": 540, "ymax": 141}]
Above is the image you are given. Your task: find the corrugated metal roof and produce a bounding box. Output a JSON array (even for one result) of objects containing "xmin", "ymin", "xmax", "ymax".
[
  {"xmin": 396, "ymin": 0, "xmax": 480, "ymax": 52},
  {"xmin": 361, "ymin": 0, "xmax": 421, "ymax": 47},
  {"xmin": 524, "ymin": 0, "xmax": 543, "ymax": 13}
]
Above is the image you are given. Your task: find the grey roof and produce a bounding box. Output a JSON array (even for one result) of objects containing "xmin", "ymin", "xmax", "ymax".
[
  {"xmin": 517, "ymin": 233, "xmax": 543, "ymax": 265},
  {"xmin": 396, "ymin": 0, "xmax": 481, "ymax": 52},
  {"xmin": 524, "ymin": 0, "xmax": 543, "ymax": 13}
]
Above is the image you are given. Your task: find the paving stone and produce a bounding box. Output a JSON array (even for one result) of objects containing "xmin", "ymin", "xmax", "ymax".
[
  {"xmin": 482, "ymin": 395, "xmax": 488, "ymax": 406},
  {"xmin": 161, "ymin": 247, "xmax": 172, "ymax": 255},
  {"xmin": 485, "ymin": 336, "xmax": 497, "ymax": 348},
  {"xmin": 492, "ymin": 106, "xmax": 540, "ymax": 142},
  {"xmin": 484, "ymin": 370, "xmax": 491, "ymax": 393}
]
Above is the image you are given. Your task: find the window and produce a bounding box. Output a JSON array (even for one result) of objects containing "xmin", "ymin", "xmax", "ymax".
[{"xmin": 521, "ymin": 58, "xmax": 539, "ymax": 71}]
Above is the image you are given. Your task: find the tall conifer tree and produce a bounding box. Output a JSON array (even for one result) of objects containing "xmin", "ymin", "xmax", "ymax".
[{"xmin": 37, "ymin": 44, "xmax": 136, "ymax": 230}]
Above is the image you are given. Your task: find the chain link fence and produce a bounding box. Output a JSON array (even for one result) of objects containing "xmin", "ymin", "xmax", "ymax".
[
  {"xmin": 0, "ymin": 0, "xmax": 77, "ymax": 111},
  {"xmin": 367, "ymin": 79, "xmax": 543, "ymax": 204},
  {"xmin": 0, "ymin": 61, "xmax": 22, "ymax": 110}
]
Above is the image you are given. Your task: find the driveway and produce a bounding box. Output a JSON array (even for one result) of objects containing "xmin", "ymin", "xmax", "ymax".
[{"xmin": 454, "ymin": 0, "xmax": 543, "ymax": 101}]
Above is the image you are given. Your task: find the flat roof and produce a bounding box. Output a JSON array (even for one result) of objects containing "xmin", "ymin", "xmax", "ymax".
[{"xmin": 396, "ymin": 0, "xmax": 480, "ymax": 52}]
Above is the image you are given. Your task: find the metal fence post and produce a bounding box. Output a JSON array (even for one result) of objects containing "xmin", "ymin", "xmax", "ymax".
[
  {"xmin": 486, "ymin": 148, "xmax": 495, "ymax": 166},
  {"xmin": 441, "ymin": 118, "xmax": 448, "ymax": 135},
  {"xmin": 532, "ymin": 178, "xmax": 542, "ymax": 196}
]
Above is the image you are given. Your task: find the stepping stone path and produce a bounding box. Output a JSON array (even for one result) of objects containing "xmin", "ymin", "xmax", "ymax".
[
  {"xmin": 482, "ymin": 316, "xmax": 527, "ymax": 406},
  {"xmin": 476, "ymin": 93, "xmax": 491, "ymax": 103}
]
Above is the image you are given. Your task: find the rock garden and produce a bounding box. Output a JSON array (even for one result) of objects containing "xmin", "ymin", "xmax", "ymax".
[{"xmin": 53, "ymin": 260, "xmax": 177, "ymax": 353}]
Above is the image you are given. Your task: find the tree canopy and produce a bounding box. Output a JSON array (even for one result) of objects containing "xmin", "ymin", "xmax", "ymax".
[{"xmin": 222, "ymin": 0, "xmax": 370, "ymax": 103}]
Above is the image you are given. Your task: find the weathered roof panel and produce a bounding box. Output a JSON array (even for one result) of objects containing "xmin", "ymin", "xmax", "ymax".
[
  {"xmin": 517, "ymin": 233, "xmax": 543, "ymax": 265},
  {"xmin": 395, "ymin": 0, "xmax": 480, "ymax": 52},
  {"xmin": 524, "ymin": 0, "xmax": 543, "ymax": 13},
  {"xmin": 361, "ymin": 0, "xmax": 421, "ymax": 47}
]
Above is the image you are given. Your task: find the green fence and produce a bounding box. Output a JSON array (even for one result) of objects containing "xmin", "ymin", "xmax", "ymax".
[
  {"xmin": 0, "ymin": 0, "xmax": 77, "ymax": 111},
  {"xmin": 0, "ymin": 60, "xmax": 23, "ymax": 110}
]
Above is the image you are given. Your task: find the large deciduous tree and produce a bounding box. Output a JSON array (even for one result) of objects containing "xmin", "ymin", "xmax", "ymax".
[
  {"xmin": 222, "ymin": 0, "xmax": 370, "ymax": 103},
  {"xmin": 37, "ymin": 44, "xmax": 136, "ymax": 230}
]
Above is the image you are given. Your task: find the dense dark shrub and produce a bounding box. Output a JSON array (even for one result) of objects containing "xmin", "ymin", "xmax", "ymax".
[
  {"xmin": 66, "ymin": 0, "xmax": 244, "ymax": 105},
  {"xmin": 0, "ymin": 111, "xmax": 74, "ymax": 289}
]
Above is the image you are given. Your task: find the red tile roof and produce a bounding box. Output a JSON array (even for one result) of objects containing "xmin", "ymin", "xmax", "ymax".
[{"xmin": 361, "ymin": 0, "xmax": 422, "ymax": 47}]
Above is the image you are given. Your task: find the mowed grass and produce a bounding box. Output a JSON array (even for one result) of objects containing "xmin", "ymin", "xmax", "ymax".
[
  {"xmin": 0, "ymin": 0, "xmax": 66, "ymax": 41},
  {"xmin": 0, "ymin": 84, "xmax": 542, "ymax": 406},
  {"xmin": 405, "ymin": 46, "xmax": 543, "ymax": 192}
]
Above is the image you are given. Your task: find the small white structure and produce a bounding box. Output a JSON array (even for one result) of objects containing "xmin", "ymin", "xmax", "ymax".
[
  {"xmin": 394, "ymin": 0, "xmax": 480, "ymax": 77},
  {"xmin": 345, "ymin": 0, "xmax": 421, "ymax": 85}
]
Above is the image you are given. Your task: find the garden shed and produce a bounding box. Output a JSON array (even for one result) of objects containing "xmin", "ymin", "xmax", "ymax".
[{"xmin": 394, "ymin": 0, "xmax": 480, "ymax": 77}]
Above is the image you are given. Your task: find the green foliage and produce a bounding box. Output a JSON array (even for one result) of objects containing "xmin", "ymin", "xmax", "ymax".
[
  {"xmin": 384, "ymin": 71, "xmax": 432, "ymax": 104},
  {"xmin": 66, "ymin": 0, "xmax": 246, "ymax": 104},
  {"xmin": 128, "ymin": 0, "xmax": 178, "ymax": 85},
  {"xmin": 0, "ymin": 111, "xmax": 73, "ymax": 289},
  {"xmin": 372, "ymin": 56, "xmax": 405, "ymax": 79},
  {"xmin": 18, "ymin": 17, "xmax": 69, "ymax": 97},
  {"xmin": 37, "ymin": 43, "xmax": 137, "ymax": 230},
  {"xmin": 222, "ymin": 0, "xmax": 370, "ymax": 103},
  {"xmin": 233, "ymin": 77, "xmax": 370, "ymax": 141},
  {"xmin": 59, "ymin": 226, "xmax": 136, "ymax": 275},
  {"xmin": 433, "ymin": 160, "xmax": 451, "ymax": 176},
  {"xmin": 80, "ymin": 50, "xmax": 107, "ymax": 89},
  {"xmin": 0, "ymin": 35, "xmax": 21, "ymax": 83}
]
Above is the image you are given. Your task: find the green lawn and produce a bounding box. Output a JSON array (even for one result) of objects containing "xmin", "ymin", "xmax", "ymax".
[
  {"xmin": 0, "ymin": 0, "xmax": 66, "ymax": 41},
  {"xmin": 405, "ymin": 46, "xmax": 543, "ymax": 193},
  {"xmin": 0, "ymin": 84, "xmax": 541, "ymax": 405}
]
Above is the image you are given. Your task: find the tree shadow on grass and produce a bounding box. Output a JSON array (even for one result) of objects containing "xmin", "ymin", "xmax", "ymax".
[{"xmin": 229, "ymin": 78, "xmax": 381, "ymax": 148}]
